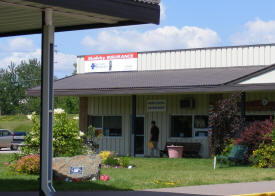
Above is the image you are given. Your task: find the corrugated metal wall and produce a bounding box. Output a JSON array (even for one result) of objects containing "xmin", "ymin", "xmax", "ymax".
[
  {"xmin": 87, "ymin": 92, "xmax": 275, "ymax": 158},
  {"xmin": 137, "ymin": 94, "xmax": 210, "ymax": 157},
  {"xmin": 88, "ymin": 94, "xmax": 210, "ymax": 157},
  {"xmin": 77, "ymin": 57, "xmax": 86, "ymax": 74},
  {"xmin": 138, "ymin": 45, "xmax": 275, "ymax": 71},
  {"xmin": 77, "ymin": 44, "xmax": 275, "ymax": 74},
  {"xmin": 88, "ymin": 96, "xmax": 132, "ymax": 155}
]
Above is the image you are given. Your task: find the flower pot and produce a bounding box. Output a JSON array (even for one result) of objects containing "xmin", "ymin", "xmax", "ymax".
[{"xmin": 167, "ymin": 146, "xmax": 184, "ymax": 158}]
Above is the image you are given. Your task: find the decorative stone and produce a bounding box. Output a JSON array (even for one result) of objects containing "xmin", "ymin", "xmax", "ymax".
[{"xmin": 53, "ymin": 154, "xmax": 101, "ymax": 182}]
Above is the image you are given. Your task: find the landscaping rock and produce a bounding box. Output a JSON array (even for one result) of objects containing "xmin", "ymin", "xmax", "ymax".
[{"xmin": 53, "ymin": 154, "xmax": 101, "ymax": 182}]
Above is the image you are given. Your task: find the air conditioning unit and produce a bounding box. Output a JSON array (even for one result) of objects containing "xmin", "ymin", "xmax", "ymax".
[{"xmin": 180, "ymin": 98, "xmax": 195, "ymax": 109}]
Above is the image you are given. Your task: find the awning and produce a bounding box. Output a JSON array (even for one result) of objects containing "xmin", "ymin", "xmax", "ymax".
[
  {"xmin": 0, "ymin": 0, "xmax": 160, "ymax": 37},
  {"xmin": 27, "ymin": 65, "xmax": 275, "ymax": 96}
]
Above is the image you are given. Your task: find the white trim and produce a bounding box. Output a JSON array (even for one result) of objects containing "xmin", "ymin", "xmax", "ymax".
[{"xmin": 240, "ymin": 69, "xmax": 275, "ymax": 84}]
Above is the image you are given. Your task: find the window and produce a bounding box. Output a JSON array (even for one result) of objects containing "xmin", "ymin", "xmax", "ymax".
[
  {"xmin": 170, "ymin": 116, "xmax": 192, "ymax": 137},
  {"xmin": 1, "ymin": 130, "xmax": 11, "ymax": 137},
  {"xmin": 88, "ymin": 116, "xmax": 122, "ymax": 137},
  {"xmin": 194, "ymin": 115, "xmax": 208, "ymax": 129},
  {"xmin": 244, "ymin": 115, "xmax": 274, "ymax": 127}
]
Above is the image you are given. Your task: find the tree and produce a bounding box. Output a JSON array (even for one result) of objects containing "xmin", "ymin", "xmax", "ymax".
[
  {"xmin": 54, "ymin": 96, "xmax": 79, "ymax": 114},
  {"xmin": 0, "ymin": 59, "xmax": 78, "ymax": 115},
  {"xmin": 0, "ymin": 63, "xmax": 22, "ymax": 114},
  {"xmin": 72, "ymin": 63, "xmax": 77, "ymax": 75},
  {"xmin": 209, "ymin": 93, "xmax": 241, "ymax": 156}
]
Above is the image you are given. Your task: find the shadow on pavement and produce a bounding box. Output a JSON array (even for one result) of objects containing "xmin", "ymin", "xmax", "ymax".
[
  {"xmin": 0, "ymin": 179, "xmax": 212, "ymax": 196},
  {"xmin": 2, "ymin": 191, "xmax": 214, "ymax": 196}
]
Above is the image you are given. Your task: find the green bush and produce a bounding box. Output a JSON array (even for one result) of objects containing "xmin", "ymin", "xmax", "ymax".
[
  {"xmin": 22, "ymin": 109, "xmax": 85, "ymax": 157},
  {"xmin": 217, "ymin": 141, "xmax": 234, "ymax": 166},
  {"xmin": 104, "ymin": 156, "xmax": 120, "ymax": 167},
  {"xmin": 250, "ymin": 130, "xmax": 275, "ymax": 168},
  {"xmin": 120, "ymin": 157, "xmax": 130, "ymax": 168}
]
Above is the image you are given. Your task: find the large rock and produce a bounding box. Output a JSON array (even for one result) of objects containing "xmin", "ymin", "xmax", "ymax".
[{"xmin": 53, "ymin": 154, "xmax": 101, "ymax": 182}]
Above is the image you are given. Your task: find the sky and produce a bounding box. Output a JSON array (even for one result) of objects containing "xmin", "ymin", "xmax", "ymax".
[{"xmin": 1, "ymin": 0, "xmax": 275, "ymax": 78}]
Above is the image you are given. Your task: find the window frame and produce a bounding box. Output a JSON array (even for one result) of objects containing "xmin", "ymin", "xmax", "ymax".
[
  {"xmin": 88, "ymin": 115, "xmax": 123, "ymax": 138},
  {"xmin": 169, "ymin": 114, "xmax": 210, "ymax": 139},
  {"xmin": 169, "ymin": 115, "xmax": 194, "ymax": 138}
]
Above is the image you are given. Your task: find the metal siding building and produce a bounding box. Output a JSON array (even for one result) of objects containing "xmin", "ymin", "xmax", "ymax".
[
  {"xmin": 77, "ymin": 44, "xmax": 275, "ymax": 73},
  {"xmin": 27, "ymin": 43, "xmax": 275, "ymax": 158},
  {"xmin": 86, "ymin": 92, "xmax": 275, "ymax": 158},
  {"xmin": 74, "ymin": 44, "xmax": 275, "ymax": 158}
]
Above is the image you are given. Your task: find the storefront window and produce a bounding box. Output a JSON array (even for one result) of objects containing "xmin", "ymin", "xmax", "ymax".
[
  {"xmin": 103, "ymin": 116, "xmax": 122, "ymax": 137},
  {"xmin": 88, "ymin": 116, "xmax": 122, "ymax": 137},
  {"xmin": 194, "ymin": 115, "xmax": 209, "ymax": 137},
  {"xmin": 194, "ymin": 115, "xmax": 208, "ymax": 129},
  {"xmin": 90, "ymin": 116, "xmax": 102, "ymax": 128},
  {"xmin": 170, "ymin": 116, "xmax": 192, "ymax": 137},
  {"xmin": 245, "ymin": 115, "xmax": 274, "ymax": 126}
]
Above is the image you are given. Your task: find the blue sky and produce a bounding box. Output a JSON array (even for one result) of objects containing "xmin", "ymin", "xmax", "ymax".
[{"xmin": 1, "ymin": 0, "xmax": 275, "ymax": 78}]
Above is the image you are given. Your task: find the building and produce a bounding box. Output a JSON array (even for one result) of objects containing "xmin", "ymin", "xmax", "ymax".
[{"xmin": 28, "ymin": 43, "xmax": 275, "ymax": 158}]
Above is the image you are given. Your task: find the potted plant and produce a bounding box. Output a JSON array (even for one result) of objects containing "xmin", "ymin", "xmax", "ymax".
[{"xmin": 167, "ymin": 145, "xmax": 184, "ymax": 158}]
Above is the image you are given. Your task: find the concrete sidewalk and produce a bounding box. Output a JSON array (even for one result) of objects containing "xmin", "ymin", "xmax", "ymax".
[{"xmin": 2, "ymin": 180, "xmax": 275, "ymax": 196}]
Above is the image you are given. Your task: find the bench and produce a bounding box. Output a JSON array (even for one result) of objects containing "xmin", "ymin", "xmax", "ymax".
[
  {"xmin": 160, "ymin": 142, "xmax": 201, "ymax": 158},
  {"xmin": 218, "ymin": 145, "xmax": 248, "ymax": 165}
]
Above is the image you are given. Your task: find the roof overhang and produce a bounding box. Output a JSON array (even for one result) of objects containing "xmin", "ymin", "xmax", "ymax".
[
  {"xmin": 27, "ymin": 65, "xmax": 275, "ymax": 97},
  {"xmin": 26, "ymin": 84, "xmax": 275, "ymax": 97},
  {"xmin": 0, "ymin": 0, "xmax": 160, "ymax": 37}
]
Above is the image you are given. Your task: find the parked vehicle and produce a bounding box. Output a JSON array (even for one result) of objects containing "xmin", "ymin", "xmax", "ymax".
[
  {"xmin": 0, "ymin": 129, "xmax": 14, "ymax": 150},
  {"xmin": 11, "ymin": 131, "xmax": 27, "ymax": 150}
]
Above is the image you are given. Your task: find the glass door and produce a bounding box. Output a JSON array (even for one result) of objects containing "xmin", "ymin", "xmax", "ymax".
[{"xmin": 134, "ymin": 116, "xmax": 144, "ymax": 155}]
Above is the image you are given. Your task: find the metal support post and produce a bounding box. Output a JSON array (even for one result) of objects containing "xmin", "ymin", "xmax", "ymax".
[
  {"xmin": 240, "ymin": 91, "xmax": 246, "ymax": 135},
  {"xmin": 40, "ymin": 8, "xmax": 55, "ymax": 196},
  {"xmin": 131, "ymin": 95, "xmax": 136, "ymax": 156}
]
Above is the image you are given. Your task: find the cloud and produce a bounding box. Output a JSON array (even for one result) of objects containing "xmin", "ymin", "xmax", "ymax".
[
  {"xmin": 81, "ymin": 26, "xmax": 220, "ymax": 53},
  {"xmin": 0, "ymin": 37, "xmax": 35, "ymax": 52},
  {"xmin": 160, "ymin": 2, "xmax": 166, "ymax": 20},
  {"xmin": 231, "ymin": 18, "xmax": 275, "ymax": 45},
  {"xmin": 0, "ymin": 37, "xmax": 76, "ymax": 78}
]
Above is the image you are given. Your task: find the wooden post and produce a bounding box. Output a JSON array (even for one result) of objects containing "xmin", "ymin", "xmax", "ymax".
[{"xmin": 79, "ymin": 97, "xmax": 88, "ymax": 133}]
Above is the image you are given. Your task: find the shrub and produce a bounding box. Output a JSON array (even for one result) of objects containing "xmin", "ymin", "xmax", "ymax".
[
  {"xmin": 104, "ymin": 156, "xmax": 120, "ymax": 167},
  {"xmin": 250, "ymin": 143, "xmax": 275, "ymax": 168},
  {"xmin": 120, "ymin": 157, "xmax": 130, "ymax": 168},
  {"xmin": 85, "ymin": 125, "xmax": 101, "ymax": 152},
  {"xmin": 209, "ymin": 93, "xmax": 241, "ymax": 155},
  {"xmin": 22, "ymin": 109, "xmax": 85, "ymax": 157},
  {"xmin": 217, "ymin": 141, "xmax": 234, "ymax": 166},
  {"xmin": 15, "ymin": 154, "xmax": 40, "ymax": 174},
  {"xmin": 99, "ymin": 151, "xmax": 114, "ymax": 162},
  {"xmin": 235, "ymin": 119, "xmax": 273, "ymax": 157},
  {"xmin": 250, "ymin": 129, "xmax": 275, "ymax": 168}
]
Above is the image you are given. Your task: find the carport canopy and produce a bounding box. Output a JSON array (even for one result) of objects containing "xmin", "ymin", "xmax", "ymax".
[
  {"xmin": 0, "ymin": 0, "xmax": 160, "ymax": 36},
  {"xmin": 0, "ymin": 1, "xmax": 160, "ymax": 195}
]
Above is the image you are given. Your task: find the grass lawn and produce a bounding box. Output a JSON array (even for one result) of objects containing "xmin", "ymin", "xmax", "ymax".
[
  {"xmin": 0, "ymin": 115, "xmax": 32, "ymax": 132},
  {"xmin": 0, "ymin": 154, "xmax": 275, "ymax": 192},
  {"xmin": 0, "ymin": 114, "xmax": 78, "ymax": 132}
]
